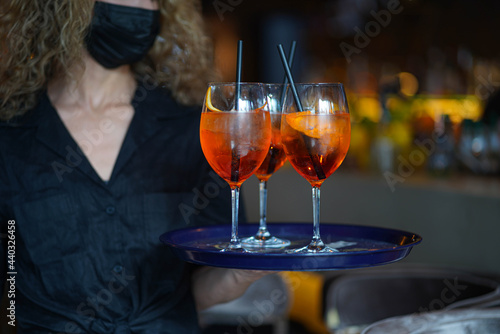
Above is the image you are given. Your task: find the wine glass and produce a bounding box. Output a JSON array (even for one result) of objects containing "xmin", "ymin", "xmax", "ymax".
[
  {"xmin": 200, "ymin": 82, "xmax": 272, "ymax": 251},
  {"xmin": 281, "ymin": 83, "xmax": 351, "ymax": 253},
  {"xmin": 241, "ymin": 83, "xmax": 291, "ymax": 249}
]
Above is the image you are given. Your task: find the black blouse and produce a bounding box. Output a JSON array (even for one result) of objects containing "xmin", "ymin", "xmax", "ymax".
[{"xmin": 0, "ymin": 81, "xmax": 240, "ymax": 333}]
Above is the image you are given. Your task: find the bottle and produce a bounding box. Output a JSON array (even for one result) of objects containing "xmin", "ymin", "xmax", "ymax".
[
  {"xmin": 428, "ymin": 114, "xmax": 455, "ymax": 176},
  {"xmin": 371, "ymin": 107, "xmax": 395, "ymax": 173}
]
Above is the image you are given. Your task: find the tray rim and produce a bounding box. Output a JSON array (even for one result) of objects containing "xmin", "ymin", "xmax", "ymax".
[{"xmin": 161, "ymin": 222, "xmax": 422, "ymax": 257}]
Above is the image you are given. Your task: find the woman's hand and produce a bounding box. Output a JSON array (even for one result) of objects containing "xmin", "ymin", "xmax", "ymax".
[
  {"xmin": 192, "ymin": 267, "xmax": 277, "ymax": 311},
  {"xmin": 230, "ymin": 269, "xmax": 277, "ymax": 284}
]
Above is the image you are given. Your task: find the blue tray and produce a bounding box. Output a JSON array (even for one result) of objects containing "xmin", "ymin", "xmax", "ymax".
[{"xmin": 159, "ymin": 223, "xmax": 422, "ymax": 271}]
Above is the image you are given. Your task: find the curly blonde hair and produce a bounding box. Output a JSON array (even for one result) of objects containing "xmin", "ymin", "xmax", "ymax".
[{"xmin": 0, "ymin": 0, "xmax": 216, "ymax": 121}]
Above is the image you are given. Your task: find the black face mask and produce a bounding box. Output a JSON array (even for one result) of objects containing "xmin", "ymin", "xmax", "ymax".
[{"xmin": 85, "ymin": 1, "xmax": 160, "ymax": 69}]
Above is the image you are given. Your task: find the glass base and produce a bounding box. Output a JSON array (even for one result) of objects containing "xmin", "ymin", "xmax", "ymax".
[
  {"xmin": 221, "ymin": 247, "xmax": 247, "ymax": 253},
  {"xmin": 221, "ymin": 240, "xmax": 246, "ymax": 253},
  {"xmin": 241, "ymin": 235, "xmax": 291, "ymax": 249},
  {"xmin": 286, "ymin": 239, "xmax": 339, "ymax": 254}
]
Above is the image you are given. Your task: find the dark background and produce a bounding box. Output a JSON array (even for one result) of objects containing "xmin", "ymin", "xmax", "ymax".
[{"xmin": 202, "ymin": 0, "xmax": 500, "ymax": 89}]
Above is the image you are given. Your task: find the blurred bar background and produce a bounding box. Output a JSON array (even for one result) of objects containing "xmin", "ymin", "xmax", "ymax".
[
  {"xmin": 201, "ymin": 0, "xmax": 500, "ymax": 272},
  {"xmin": 199, "ymin": 1, "xmax": 500, "ymax": 332}
]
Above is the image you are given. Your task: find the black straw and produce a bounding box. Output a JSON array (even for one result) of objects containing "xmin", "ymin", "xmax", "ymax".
[
  {"xmin": 280, "ymin": 41, "xmax": 297, "ymax": 109},
  {"xmin": 277, "ymin": 44, "xmax": 303, "ymax": 112},
  {"xmin": 277, "ymin": 44, "xmax": 326, "ymax": 180},
  {"xmin": 235, "ymin": 40, "xmax": 243, "ymax": 110},
  {"xmin": 232, "ymin": 40, "xmax": 243, "ymax": 182}
]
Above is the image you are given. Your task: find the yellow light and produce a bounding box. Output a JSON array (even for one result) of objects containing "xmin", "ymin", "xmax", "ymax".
[
  {"xmin": 398, "ymin": 72, "xmax": 419, "ymax": 97},
  {"xmin": 355, "ymin": 96, "xmax": 383, "ymax": 122},
  {"xmin": 410, "ymin": 95, "xmax": 483, "ymax": 123}
]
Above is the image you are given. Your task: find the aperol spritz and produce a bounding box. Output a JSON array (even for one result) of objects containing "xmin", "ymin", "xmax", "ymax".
[
  {"xmin": 241, "ymin": 83, "xmax": 290, "ymax": 248},
  {"xmin": 200, "ymin": 82, "xmax": 271, "ymax": 251},
  {"xmin": 281, "ymin": 83, "xmax": 350, "ymax": 253}
]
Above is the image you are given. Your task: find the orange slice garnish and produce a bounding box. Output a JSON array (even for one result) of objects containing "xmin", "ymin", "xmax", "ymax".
[
  {"xmin": 205, "ymin": 86, "xmax": 268, "ymax": 112},
  {"xmin": 285, "ymin": 111, "xmax": 335, "ymax": 138},
  {"xmin": 255, "ymin": 100, "xmax": 268, "ymax": 112},
  {"xmin": 205, "ymin": 87, "xmax": 223, "ymax": 112}
]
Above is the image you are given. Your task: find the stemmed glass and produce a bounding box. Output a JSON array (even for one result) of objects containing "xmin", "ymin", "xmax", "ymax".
[
  {"xmin": 281, "ymin": 83, "xmax": 351, "ymax": 253},
  {"xmin": 241, "ymin": 83, "xmax": 291, "ymax": 249},
  {"xmin": 200, "ymin": 82, "xmax": 272, "ymax": 251}
]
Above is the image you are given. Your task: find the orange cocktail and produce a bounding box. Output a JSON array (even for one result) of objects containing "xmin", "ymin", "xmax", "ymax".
[
  {"xmin": 254, "ymin": 114, "xmax": 287, "ymax": 181},
  {"xmin": 281, "ymin": 83, "xmax": 351, "ymax": 253},
  {"xmin": 281, "ymin": 112, "xmax": 350, "ymax": 187},
  {"xmin": 240, "ymin": 83, "xmax": 290, "ymax": 248},
  {"xmin": 200, "ymin": 82, "xmax": 271, "ymax": 251},
  {"xmin": 200, "ymin": 111, "xmax": 271, "ymax": 187}
]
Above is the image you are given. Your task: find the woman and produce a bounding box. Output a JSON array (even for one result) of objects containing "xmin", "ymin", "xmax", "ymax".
[{"xmin": 0, "ymin": 0, "xmax": 268, "ymax": 332}]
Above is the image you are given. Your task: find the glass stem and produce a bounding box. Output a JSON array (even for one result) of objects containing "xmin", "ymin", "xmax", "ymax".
[
  {"xmin": 229, "ymin": 186, "xmax": 241, "ymax": 248},
  {"xmin": 311, "ymin": 185, "xmax": 323, "ymax": 247},
  {"xmin": 259, "ymin": 180, "xmax": 268, "ymax": 230}
]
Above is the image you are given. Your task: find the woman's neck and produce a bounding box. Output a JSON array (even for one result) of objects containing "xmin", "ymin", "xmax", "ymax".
[{"xmin": 48, "ymin": 51, "xmax": 137, "ymax": 114}]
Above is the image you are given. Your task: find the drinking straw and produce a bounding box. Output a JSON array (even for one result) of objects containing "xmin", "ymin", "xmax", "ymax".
[
  {"xmin": 265, "ymin": 43, "xmax": 296, "ymax": 176},
  {"xmin": 277, "ymin": 44, "xmax": 303, "ymax": 112},
  {"xmin": 277, "ymin": 44, "xmax": 326, "ymax": 180},
  {"xmin": 235, "ymin": 40, "xmax": 243, "ymax": 110},
  {"xmin": 231, "ymin": 40, "xmax": 243, "ymax": 182},
  {"xmin": 280, "ymin": 41, "xmax": 297, "ymax": 109}
]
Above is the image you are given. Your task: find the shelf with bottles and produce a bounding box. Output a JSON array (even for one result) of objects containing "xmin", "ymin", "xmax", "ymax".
[{"xmin": 344, "ymin": 91, "xmax": 500, "ymax": 178}]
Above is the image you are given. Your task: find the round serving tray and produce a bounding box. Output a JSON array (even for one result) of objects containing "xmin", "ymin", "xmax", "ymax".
[{"xmin": 160, "ymin": 223, "xmax": 422, "ymax": 271}]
